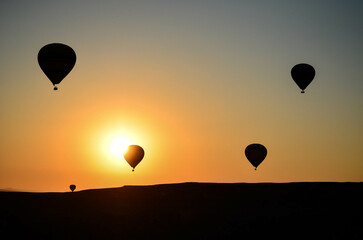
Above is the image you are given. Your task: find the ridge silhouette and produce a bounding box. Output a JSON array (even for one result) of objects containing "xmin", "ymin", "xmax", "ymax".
[{"xmin": 1, "ymin": 182, "xmax": 361, "ymax": 239}]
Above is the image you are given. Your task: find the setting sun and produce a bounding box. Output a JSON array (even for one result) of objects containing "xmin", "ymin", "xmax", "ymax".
[{"xmin": 109, "ymin": 137, "xmax": 132, "ymax": 158}]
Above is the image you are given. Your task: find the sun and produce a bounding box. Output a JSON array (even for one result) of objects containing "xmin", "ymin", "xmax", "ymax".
[{"xmin": 109, "ymin": 137, "xmax": 132, "ymax": 158}]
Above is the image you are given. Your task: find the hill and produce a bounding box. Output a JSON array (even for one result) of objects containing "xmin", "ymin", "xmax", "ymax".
[{"xmin": 0, "ymin": 182, "xmax": 362, "ymax": 239}]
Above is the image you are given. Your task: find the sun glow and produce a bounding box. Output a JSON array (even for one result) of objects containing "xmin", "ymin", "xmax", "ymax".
[
  {"xmin": 87, "ymin": 119, "xmax": 152, "ymax": 172},
  {"xmin": 109, "ymin": 137, "xmax": 132, "ymax": 158}
]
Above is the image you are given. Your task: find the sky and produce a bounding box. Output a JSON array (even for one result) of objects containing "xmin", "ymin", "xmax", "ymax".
[{"xmin": 0, "ymin": 0, "xmax": 362, "ymax": 192}]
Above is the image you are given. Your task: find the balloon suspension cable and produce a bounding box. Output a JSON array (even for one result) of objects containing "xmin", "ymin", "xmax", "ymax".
[{"xmin": 301, "ymin": 90, "xmax": 305, "ymax": 93}]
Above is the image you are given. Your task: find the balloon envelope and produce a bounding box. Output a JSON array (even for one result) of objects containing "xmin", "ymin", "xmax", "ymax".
[
  {"xmin": 124, "ymin": 145, "xmax": 145, "ymax": 171},
  {"xmin": 38, "ymin": 43, "xmax": 76, "ymax": 90},
  {"xmin": 291, "ymin": 63, "xmax": 315, "ymax": 93},
  {"xmin": 245, "ymin": 144, "xmax": 267, "ymax": 170},
  {"xmin": 69, "ymin": 184, "xmax": 76, "ymax": 192}
]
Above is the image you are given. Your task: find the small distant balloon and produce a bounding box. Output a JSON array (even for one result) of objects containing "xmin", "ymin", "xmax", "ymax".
[
  {"xmin": 245, "ymin": 144, "xmax": 267, "ymax": 170},
  {"xmin": 69, "ymin": 184, "xmax": 76, "ymax": 192},
  {"xmin": 38, "ymin": 43, "xmax": 76, "ymax": 90},
  {"xmin": 291, "ymin": 63, "xmax": 315, "ymax": 93},
  {"xmin": 124, "ymin": 145, "xmax": 145, "ymax": 172}
]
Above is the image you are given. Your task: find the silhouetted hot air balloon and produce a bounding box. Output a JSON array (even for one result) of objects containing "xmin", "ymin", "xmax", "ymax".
[
  {"xmin": 69, "ymin": 184, "xmax": 76, "ymax": 192},
  {"xmin": 291, "ymin": 63, "xmax": 315, "ymax": 93},
  {"xmin": 124, "ymin": 145, "xmax": 144, "ymax": 172},
  {"xmin": 38, "ymin": 43, "xmax": 76, "ymax": 90},
  {"xmin": 245, "ymin": 144, "xmax": 267, "ymax": 170}
]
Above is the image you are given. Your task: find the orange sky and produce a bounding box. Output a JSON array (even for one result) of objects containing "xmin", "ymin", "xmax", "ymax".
[{"xmin": 0, "ymin": 1, "xmax": 362, "ymax": 191}]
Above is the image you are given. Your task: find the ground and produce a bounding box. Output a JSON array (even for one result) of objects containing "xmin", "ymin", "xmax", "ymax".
[{"xmin": 1, "ymin": 182, "xmax": 362, "ymax": 239}]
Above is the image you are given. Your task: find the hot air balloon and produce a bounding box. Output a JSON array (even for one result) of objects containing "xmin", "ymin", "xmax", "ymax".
[
  {"xmin": 38, "ymin": 43, "xmax": 76, "ymax": 90},
  {"xmin": 291, "ymin": 63, "xmax": 315, "ymax": 93},
  {"xmin": 124, "ymin": 145, "xmax": 144, "ymax": 172},
  {"xmin": 245, "ymin": 143, "xmax": 267, "ymax": 170},
  {"xmin": 69, "ymin": 184, "xmax": 76, "ymax": 192}
]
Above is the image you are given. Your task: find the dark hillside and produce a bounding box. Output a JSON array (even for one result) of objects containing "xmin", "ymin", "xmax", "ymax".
[{"xmin": 0, "ymin": 182, "xmax": 362, "ymax": 239}]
